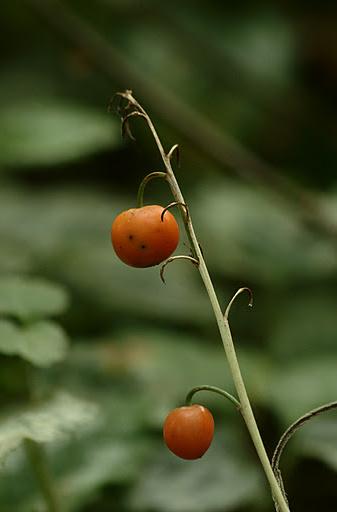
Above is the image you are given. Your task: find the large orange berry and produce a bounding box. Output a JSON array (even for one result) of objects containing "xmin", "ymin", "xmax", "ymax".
[
  {"xmin": 111, "ymin": 205, "xmax": 179, "ymax": 268},
  {"xmin": 163, "ymin": 404, "xmax": 214, "ymax": 460}
]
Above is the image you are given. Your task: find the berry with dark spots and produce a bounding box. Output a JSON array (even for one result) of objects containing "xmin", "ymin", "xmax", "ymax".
[{"xmin": 111, "ymin": 205, "xmax": 179, "ymax": 267}]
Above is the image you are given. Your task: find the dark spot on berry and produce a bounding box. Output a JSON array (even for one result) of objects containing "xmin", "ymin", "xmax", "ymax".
[
  {"xmin": 128, "ymin": 235, "xmax": 134, "ymax": 240},
  {"xmin": 140, "ymin": 244, "xmax": 146, "ymax": 249}
]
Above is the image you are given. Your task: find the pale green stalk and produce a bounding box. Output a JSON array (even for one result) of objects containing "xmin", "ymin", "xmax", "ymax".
[
  {"xmin": 23, "ymin": 363, "xmax": 61, "ymax": 512},
  {"xmin": 24, "ymin": 439, "xmax": 61, "ymax": 512},
  {"xmin": 120, "ymin": 90, "xmax": 290, "ymax": 512}
]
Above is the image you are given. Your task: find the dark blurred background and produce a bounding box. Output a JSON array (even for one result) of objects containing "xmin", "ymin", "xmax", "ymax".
[{"xmin": 1, "ymin": 1, "xmax": 337, "ymax": 511}]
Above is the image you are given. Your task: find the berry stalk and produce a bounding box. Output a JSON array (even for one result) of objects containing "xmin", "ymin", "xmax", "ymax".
[{"xmin": 117, "ymin": 90, "xmax": 290, "ymax": 512}]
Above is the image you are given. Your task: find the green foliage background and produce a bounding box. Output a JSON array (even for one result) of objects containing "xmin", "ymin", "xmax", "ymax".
[{"xmin": 1, "ymin": 1, "xmax": 337, "ymax": 511}]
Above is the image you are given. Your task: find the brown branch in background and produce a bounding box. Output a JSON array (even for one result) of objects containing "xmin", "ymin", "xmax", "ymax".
[
  {"xmin": 23, "ymin": 0, "xmax": 337, "ymax": 244},
  {"xmin": 153, "ymin": 4, "xmax": 319, "ymax": 123}
]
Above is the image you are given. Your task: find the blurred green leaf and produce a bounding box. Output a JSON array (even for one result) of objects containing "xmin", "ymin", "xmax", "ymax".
[
  {"xmin": 49, "ymin": 437, "xmax": 153, "ymax": 512},
  {"xmin": 176, "ymin": 7, "xmax": 294, "ymax": 88},
  {"xmin": 220, "ymin": 13, "xmax": 294, "ymax": 86},
  {"xmin": 0, "ymin": 392, "xmax": 98, "ymax": 462},
  {"xmin": 0, "ymin": 99, "xmax": 118, "ymax": 167},
  {"xmin": 0, "ymin": 319, "xmax": 68, "ymax": 367},
  {"xmin": 128, "ymin": 426, "xmax": 266, "ymax": 512},
  {"xmin": 298, "ymin": 414, "xmax": 337, "ymax": 472},
  {"xmin": 0, "ymin": 241, "xmax": 33, "ymax": 274},
  {"xmin": 41, "ymin": 328, "xmax": 272, "ymax": 433},
  {"xmin": 123, "ymin": 25, "xmax": 198, "ymax": 97},
  {"xmin": 0, "ymin": 187, "xmax": 119, "ymax": 256},
  {"xmin": 0, "ymin": 187, "xmax": 212, "ymax": 326},
  {"xmin": 0, "ymin": 275, "xmax": 70, "ymax": 322},
  {"xmin": 192, "ymin": 181, "xmax": 337, "ymax": 284},
  {"xmin": 269, "ymin": 292, "xmax": 337, "ymax": 360},
  {"xmin": 0, "ymin": 390, "xmax": 153, "ymax": 512},
  {"xmin": 58, "ymin": 243, "xmax": 212, "ymax": 325},
  {"xmin": 97, "ymin": 328, "xmax": 272, "ymax": 424},
  {"xmin": 269, "ymin": 358, "xmax": 337, "ymax": 423}
]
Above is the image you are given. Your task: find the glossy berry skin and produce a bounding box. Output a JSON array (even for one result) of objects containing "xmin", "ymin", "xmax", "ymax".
[
  {"xmin": 111, "ymin": 205, "xmax": 179, "ymax": 268},
  {"xmin": 163, "ymin": 404, "xmax": 214, "ymax": 460}
]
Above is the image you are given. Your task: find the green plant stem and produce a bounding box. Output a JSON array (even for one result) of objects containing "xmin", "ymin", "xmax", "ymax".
[
  {"xmin": 185, "ymin": 385, "xmax": 241, "ymax": 409},
  {"xmin": 24, "ymin": 439, "xmax": 61, "ymax": 512},
  {"xmin": 23, "ymin": 363, "xmax": 61, "ymax": 512},
  {"xmin": 121, "ymin": 91, "xmax": 290, "ymax": 512}
]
